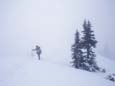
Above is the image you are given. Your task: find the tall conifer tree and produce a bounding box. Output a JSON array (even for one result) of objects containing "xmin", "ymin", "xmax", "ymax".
[{"xmin": 81, "ymin": 20, "xmax": 99, "ymax": 72}]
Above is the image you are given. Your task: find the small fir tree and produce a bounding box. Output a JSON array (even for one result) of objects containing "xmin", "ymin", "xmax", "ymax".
[{"xmin": 71, "ymin": 30, "xmax": 83, "ymax": 68}]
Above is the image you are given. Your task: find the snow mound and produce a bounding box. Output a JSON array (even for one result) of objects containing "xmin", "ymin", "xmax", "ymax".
[{"xmin": 0, "ymin": 56, "xmax": 114, "ymax": 86}]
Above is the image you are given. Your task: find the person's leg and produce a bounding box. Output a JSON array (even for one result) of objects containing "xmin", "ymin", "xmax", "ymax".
[
  {"xmin": 38, "ymin": 55, "xmax": 40, "ymax": 60},
  {"xmin": 36, "ymin": 52, "xmax": 40, "ymax": 60}
]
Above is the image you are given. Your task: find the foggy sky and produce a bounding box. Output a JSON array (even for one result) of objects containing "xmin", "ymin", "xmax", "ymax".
[{"xmin": 0, "ymin": 0, "xmax": 115, "ymax": 60}]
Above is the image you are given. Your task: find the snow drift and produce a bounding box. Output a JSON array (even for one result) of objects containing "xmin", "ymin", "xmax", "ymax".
[{"xmin": 0, "ymin": 55, "xmax": 114, "ymax": 86}]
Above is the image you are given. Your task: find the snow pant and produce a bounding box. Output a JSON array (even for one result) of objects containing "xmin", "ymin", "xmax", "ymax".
[{"xmin": 36, "ymin": 52, "xmax": 40, "ymax": 60}]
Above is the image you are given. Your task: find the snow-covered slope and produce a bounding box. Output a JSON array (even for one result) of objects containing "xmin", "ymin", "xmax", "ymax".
[
  {"xmin": 96, "ymin": 54, "xmax": 115, "ymax": 73},
  {"xmin": 0, "ymin": 56, "xmax": 114, "ymax": 86}
]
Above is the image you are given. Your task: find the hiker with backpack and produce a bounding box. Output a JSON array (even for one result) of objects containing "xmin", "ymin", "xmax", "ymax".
[{"xmin": 32, "ymin": 45, "xmax": 42, "ymax": 60}]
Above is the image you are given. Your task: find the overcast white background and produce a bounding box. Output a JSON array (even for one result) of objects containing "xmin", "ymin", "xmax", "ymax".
[{"xmin": 0, "ymin": 0, "xmax": 115, "ymax": 60}]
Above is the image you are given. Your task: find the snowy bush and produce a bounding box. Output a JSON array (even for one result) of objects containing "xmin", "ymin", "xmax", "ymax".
[{"xmin": 106, "ymin": 74, "xmax": 115, "ymax": 82}]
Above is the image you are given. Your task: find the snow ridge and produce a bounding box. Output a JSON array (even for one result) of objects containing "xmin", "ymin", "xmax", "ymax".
[{"xmin": 0, "ymin": 56, "xmax": 114, "ymax": 86}]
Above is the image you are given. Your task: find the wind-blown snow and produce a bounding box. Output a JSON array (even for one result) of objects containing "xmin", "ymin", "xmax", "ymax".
[
  {"xmin": 0, "ymin": 0, "xmax": 115, "ymax": 85},
  {"xmin": 0, "ymin": 0, "xmax": 115, "ymax": 59},
  {"xmin": 0, "ymin": 55, "xmax": 114, "ymax": 86}
]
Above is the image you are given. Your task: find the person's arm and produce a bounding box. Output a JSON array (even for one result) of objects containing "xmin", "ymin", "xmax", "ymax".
[{"xmin": 32, "ymin": 49, "xmax": 36, "ymax": 51}]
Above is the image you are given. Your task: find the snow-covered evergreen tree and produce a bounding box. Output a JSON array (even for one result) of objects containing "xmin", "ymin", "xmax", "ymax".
[
  {"xmin": 71, "ymin": 30, "xmax": 83, "ymax": 68},
  {"xmin": 81, "ymin": 20, "xmax": 99, "ymax": 72}
]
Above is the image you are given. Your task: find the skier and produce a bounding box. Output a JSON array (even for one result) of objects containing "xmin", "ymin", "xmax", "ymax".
[{"xmin": 32, "ymin": 45, "xmax": 42, "ymax": 60}]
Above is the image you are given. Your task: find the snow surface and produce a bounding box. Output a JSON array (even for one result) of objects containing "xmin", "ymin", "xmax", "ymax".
[{"xmin": 0, "ymin": 55, "xmax": 114, "ymax": 86}]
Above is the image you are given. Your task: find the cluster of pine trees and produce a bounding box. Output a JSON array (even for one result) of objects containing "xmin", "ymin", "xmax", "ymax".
[{"xmin": 71, "ymin": 20, "xmax": 99, "ymax": 72}]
